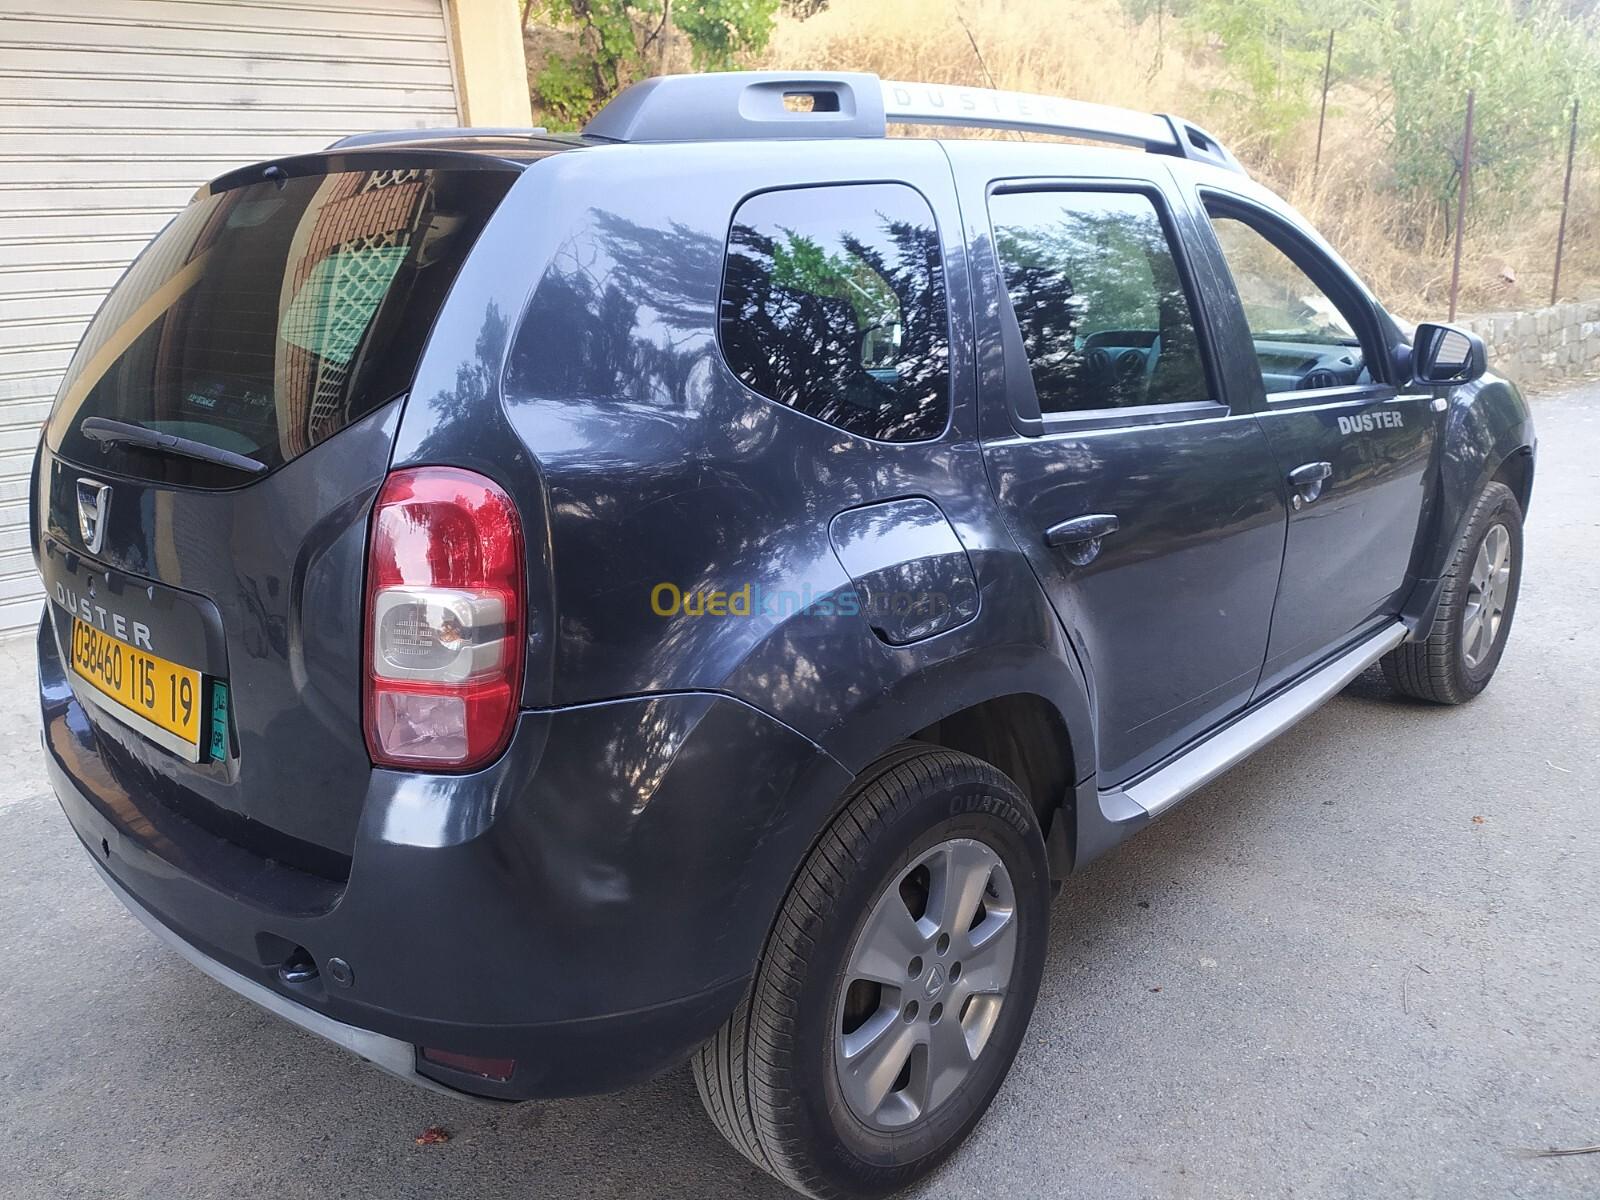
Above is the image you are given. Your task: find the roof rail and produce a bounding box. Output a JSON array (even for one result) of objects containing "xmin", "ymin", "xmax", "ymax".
[{"xmin": 582, "ymin": 72, "xmax": 1245, "ymax": 175}]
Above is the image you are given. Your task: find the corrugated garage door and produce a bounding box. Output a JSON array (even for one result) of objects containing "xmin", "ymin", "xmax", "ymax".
[{"xmin": 0, "ymin": 0, "xmax": 462, "ymax": 633}]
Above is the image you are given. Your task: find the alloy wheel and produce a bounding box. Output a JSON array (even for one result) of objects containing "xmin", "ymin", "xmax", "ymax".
[
  {"xmin": 833, "ymin": 838, "xmax": 1018, "ymax": 1131},
  {"xmin": 1462, "ymin": 521, "xmax": 1513, "ymax": 670}
]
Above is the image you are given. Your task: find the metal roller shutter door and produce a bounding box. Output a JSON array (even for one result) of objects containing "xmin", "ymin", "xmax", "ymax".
[{"xmin": 0, "ymin": 0, "xmax": 462, "ymax": 632}]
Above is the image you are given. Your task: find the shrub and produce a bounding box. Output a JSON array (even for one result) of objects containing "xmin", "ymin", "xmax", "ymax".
[
  {"xmin": 1385, "ymin": 0, "xmax": 1599, "ymax": 244},
  {"xmin": 531, "ymin": 0, "xmax": 781, "ymax": 128}
]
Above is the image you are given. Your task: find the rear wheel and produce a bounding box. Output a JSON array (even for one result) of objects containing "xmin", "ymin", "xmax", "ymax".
[
  {"xmin": 1382, "ymin": 480, "xmax": 1523, "ymax": 704},
  {"xmin": 692, "ymin": 745, "xmax": 1050, "ymax": 1199}
]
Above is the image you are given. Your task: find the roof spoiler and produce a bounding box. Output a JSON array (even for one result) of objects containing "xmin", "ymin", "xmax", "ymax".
[
  {"xmin": 581, "ymin": 71, "xmax": 1245, "ymax": 175},
  {"xmin": 326, "ymin": 126, "xmax": 549, "ymax": 149}
]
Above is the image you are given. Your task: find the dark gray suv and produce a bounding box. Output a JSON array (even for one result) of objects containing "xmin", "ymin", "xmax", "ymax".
[{"xmin": 33, "ymin": 72, "xmax": 1534, "ymax": 1199}]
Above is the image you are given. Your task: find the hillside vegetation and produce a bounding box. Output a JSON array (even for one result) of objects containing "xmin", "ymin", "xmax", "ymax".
[{"xmin": 525, "ymin": 0, "xmax": 1600, "ymax": 318}]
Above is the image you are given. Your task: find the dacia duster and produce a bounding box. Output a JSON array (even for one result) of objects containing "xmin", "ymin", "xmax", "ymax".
[{"xmin": 33, "ymin": 72, "xmax": 1534, "ymax": 1198}]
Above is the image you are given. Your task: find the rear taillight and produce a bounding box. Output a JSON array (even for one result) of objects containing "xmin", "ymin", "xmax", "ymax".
[{"xmin": 364, "ymin": 466, "xmax": 524, "ymax": 771}]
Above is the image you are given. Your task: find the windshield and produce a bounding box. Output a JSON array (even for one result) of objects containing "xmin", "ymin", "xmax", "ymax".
[{"xmin": 47, "ymin": 164, "xmax": 515, "ymax": 487}]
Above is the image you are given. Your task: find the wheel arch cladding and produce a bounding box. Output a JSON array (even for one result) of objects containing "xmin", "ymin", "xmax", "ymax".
[
  {"xmin": 1490, "ymin": 444, "xmax": 1534, "ymax": 517},
  {"xmin": 1406, "ymin": 375, "xmax": 1534, "ymax": 635},
  {"xmin": 907, "ymin": 693, "xmax": 1078, "ymax": 870}
]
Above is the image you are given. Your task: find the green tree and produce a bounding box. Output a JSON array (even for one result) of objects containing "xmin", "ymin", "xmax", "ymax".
[
  {"xmin": 1384, "ymin": 0, "xmax": 1599, "ymax": 241},
  {"xmin": 1193, "ymin": 0, "xmax": 1379, "ymax": 149},
  {"xmin": 1119, "ymin": 0, "xmax": 1377, "ymax": 148},
  {"xmin": 530, "ymin": 0, "xmax": 781, "ymax": 129},
  {"xmin": 1119, "ymin": 0, "xmax": 1598, "ymax": 238}
]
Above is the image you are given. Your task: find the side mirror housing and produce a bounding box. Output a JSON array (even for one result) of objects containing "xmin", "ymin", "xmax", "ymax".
[{"xmin": 1411, "ymin": 322, "xmax": 1487, "ymax": 386}]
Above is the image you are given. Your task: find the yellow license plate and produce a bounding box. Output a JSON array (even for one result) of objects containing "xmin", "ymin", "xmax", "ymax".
[{"xmin": 70, "ymin": 618, "xmax": 203, "ymax": 760}]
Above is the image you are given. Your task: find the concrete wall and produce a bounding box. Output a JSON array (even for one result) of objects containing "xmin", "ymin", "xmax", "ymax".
[
  {"xmin": 445, "ymin": 0, "xmax": 534, "ymax": 126},
  {"xmin": 1457, "ymin": 300, "xmax": 1600, "ymax": 386}
]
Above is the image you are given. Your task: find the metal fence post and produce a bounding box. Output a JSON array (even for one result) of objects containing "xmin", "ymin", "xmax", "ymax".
[
  {"xmin": 1313, "ymin": 30, "xmax": 1334, "ymax": 179},
  {"xmin": 1552, "ymin": 98, "xmax": 1579, "ymax": 307},
  {"xmin": 1449, "ymin": 89, "xmax": 1474, "ymax": 323}
]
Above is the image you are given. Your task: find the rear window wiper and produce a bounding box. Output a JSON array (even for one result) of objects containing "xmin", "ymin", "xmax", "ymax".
[{"xmin": 79, "ymin": 417, "xmax": 267, "ymax": 476}]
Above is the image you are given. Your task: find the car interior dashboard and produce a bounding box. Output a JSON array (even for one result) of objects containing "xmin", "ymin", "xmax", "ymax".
[{"xmin": 1079, "ymin": 329, "xmax": 1369, "ymax": 405}]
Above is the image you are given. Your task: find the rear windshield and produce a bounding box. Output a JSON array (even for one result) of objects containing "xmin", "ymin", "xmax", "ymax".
[{"xmin": 47, "ymin": 165, "xmax": 516, "ymax": 486}]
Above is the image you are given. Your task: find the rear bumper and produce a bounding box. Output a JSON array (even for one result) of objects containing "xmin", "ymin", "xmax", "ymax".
[
  {"xmin": 40, "ymin": 620, "xmax": 852, "ymax": 1100},
  {"xmin": 85, "ymin": 851, "xmax": 479, "ymax": 1102}
]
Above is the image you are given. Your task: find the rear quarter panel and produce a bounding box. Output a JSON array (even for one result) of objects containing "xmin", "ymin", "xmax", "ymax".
[{"xmin": 394, "ymin": 139, "xmax": 1096, "ymax": 778}]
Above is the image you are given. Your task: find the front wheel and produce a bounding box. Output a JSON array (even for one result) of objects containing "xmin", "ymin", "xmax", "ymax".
[
  {"xmin": 1382, "ymin": 480, "xmax": 1523, "ymax": 704},
  {"xmin": 692, "ymin": 745, "xmax": 1050, "ymax": 1199}
]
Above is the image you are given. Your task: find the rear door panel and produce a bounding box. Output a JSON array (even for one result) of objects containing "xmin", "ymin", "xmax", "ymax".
[
  {"xmin": 982, "ymin": 414, "xmax": 1287, "ymax": 782},
  {"xmin": 947, "ymin": 144, "xmax": 1288, "ymax": 786}
]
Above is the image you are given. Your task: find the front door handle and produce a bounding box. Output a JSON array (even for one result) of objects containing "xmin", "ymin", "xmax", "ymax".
[
  {"xmin": 1287, "ymin": 461, "xmax": 1333, "ymax": 506},
  {"xmin": 1044, "ymin": 513, "xmax": 1120, "ymax": 565}
]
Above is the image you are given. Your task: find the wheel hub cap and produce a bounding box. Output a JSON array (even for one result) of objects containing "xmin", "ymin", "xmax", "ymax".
[
  {"xmin": 1462, "ymin": 522, "xmax": 1512, "ymax": 670},
  {"xmin": 833, "ymin": 837, "xmax": 1018, "ymax": 1131}
]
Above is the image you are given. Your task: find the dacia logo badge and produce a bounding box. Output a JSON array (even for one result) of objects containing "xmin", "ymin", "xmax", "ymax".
[{"xmin": 76, "ymin": 478, "xmax": 110, "ymax": 555}]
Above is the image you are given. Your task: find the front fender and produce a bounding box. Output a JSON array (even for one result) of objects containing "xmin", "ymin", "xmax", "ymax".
[{"xmin": 1404, "ymin": 373, "xmax": 1535, "ymax": 638}]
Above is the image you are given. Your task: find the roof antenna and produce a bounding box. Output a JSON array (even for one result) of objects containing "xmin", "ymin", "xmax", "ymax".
[{"xmin": 953, "ymin": 8, "xmax": 1025, "ymax": 141}]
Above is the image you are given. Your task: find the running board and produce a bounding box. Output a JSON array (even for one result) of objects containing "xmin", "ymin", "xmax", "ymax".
[{"xmin": 1106, "ymin": 623, "xmax": 1407, "ymax": 821}]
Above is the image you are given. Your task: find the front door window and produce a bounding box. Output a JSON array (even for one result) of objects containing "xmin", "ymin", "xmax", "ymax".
[{"xmin": 1206, "ymin": 209, "xmax": 1374, "ymax": 395}]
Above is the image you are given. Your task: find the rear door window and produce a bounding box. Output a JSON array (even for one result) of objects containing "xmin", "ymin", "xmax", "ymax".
[
  {"xmin": 988, "ymin": 188, "xmax": 1211, "ymax": 415},
  {"xmin": 718, "ymin": 183, "xmax": 951, "ymax": 442},
  {"xmin": 47, "ymin": 165, "xmax": 516, "ymax": 487}
]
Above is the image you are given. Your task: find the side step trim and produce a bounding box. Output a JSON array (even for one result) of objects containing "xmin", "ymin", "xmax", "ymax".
[{"xmin": 1112, "ymin": 622, "xmax": 1406, "ymax": 820}]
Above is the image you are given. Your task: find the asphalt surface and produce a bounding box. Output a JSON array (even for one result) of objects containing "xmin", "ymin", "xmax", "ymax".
[{"xmin": 2, "ymin": 381, "xmax": 1597, "ymax": 1200}]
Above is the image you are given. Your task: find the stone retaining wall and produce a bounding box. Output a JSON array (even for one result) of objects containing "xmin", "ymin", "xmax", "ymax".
[{"xmin": 1456, "ymin": 300, "xmax": 1600, "ymax": 385}]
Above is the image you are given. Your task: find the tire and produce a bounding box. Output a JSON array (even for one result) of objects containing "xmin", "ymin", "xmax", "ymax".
[
  {"xmin": 692, "ymin": 745, "xmax": 1050, "ymax": 1199},
  {"xmin": 1382, "ymin": 480, "xmax": 1523, "ymax": 704}
]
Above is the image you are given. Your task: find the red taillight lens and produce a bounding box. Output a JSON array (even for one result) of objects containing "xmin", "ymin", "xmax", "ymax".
[{"xmin": 364, "ymin": 466, "xmax": 524, "ymax": 771}]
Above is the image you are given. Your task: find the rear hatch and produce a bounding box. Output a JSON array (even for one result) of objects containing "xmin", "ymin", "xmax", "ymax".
[{"xmin": 35, "ymin": 155, "xmax": 518, "ymax": 873}]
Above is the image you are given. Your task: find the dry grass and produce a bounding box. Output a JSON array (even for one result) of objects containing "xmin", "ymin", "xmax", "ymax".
[
  {"xmin": 759, "ymin": 0, "xmax": 1200, "ymax": 110},
  {"xmin": 757, "ymin": 0, "xmax": 1599, "ymax": 318}
]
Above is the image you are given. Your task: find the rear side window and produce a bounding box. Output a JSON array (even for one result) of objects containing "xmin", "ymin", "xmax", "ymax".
[
  {"xmin": 719, "ymin": 183, "xmax": 950, "ymax": 442},
  {"xmin": 47, "ymin": 165, "xmax": 515, "ymax": 486},
  {"xmin": 989, "ymin": 189, "xmax": 1210, "ymax": 416}
]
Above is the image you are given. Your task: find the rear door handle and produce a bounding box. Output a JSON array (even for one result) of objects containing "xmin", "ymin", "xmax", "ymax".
[
  {"xmin": 1287, "ymin": 461, "xmax": 1333, "ymax": 505},
  {"xmin": 1044, "ymin": 513, "xmax": 1119, "ymax": 565}
]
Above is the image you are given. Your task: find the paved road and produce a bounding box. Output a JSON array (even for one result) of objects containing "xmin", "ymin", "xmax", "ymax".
[{"xmin": 3, "ymin": 383, "xmax": 1597, "ymax": 1200}]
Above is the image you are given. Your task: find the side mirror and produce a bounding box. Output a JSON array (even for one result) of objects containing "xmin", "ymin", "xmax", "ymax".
[{"xmin": 1411, "ymin": 322, "xmax": 1487, "ymax": 386}]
